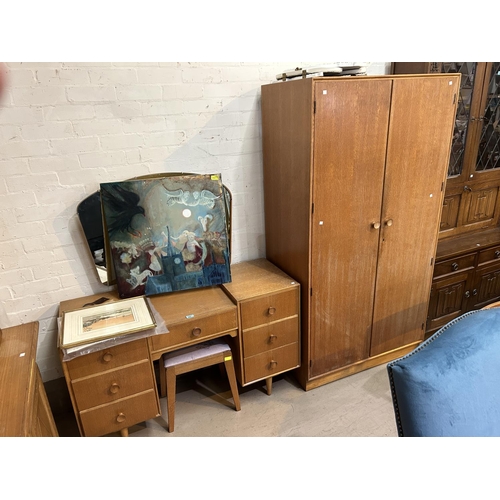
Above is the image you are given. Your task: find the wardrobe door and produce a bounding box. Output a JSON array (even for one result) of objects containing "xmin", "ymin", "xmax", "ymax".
[
  {"xmin": 370, "ymin": 76, "xmax": 460, "ymax": 356},
  {"xmin": 310, "ymin": 79, "xmax": 392, "ymax": 377}
]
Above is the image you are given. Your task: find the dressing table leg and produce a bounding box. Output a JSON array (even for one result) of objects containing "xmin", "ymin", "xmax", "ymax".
[
  {"xmin": 120, "ymin": 428, "xmax": 129, "ymax": 437},
  {"xmin": 266, "ymin": 377, "xmax": 272, "ymax": 396}
]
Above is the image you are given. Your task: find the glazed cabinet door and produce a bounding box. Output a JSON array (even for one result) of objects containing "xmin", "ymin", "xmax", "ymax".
[
  {"xmin": 370, "ymin": 76, "xmax": 460, "ymax": 356},
  {"xmin": 310, "ymin": 79, "xmax": 392, "ymax": 376}
]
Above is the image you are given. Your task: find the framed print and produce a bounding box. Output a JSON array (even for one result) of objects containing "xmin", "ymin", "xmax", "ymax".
[
  {"xmin": 100, "ymin": 173, "xmax": 232, "ymax": 299},
  {"xmin": 61, "ymin": 297, "xmax": 156, "ymax": 348}
]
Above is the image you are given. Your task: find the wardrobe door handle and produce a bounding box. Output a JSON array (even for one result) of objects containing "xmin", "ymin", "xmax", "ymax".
[
  {"xmin": 384, "ymin": 219, "xmax": 393, "ymax": 227},
  {"xmin": 371, "ymin": 222, "xmax": 381, "ymax": 229}
]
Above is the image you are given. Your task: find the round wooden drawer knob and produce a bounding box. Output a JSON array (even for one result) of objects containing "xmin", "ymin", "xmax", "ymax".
[
  {"xmin": 269, "ymin": 335, "xmax": 277, "ymax": 344},
  {"xmin": 102, "ymin": 352, "xmax": 113, "ymax": 363},
  {"xmin": 270, "ymin": 360, "xmax": 278, "ymax": 368},
  {"xmin": 109, "ymin": 382, "xmax": 120, "ymax": 394},
  {"xmin": 192, "ymin": 327, "xmax": 202, "ymax": 337},
  {"xmin": 116, "ymin": 413, "xmax": 126, "ymax": 423},
  {"xmin": 268, "ymin": 307, "xmax": 276, "ymax": 316}
]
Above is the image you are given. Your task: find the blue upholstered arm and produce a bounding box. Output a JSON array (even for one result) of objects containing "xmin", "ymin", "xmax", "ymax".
[{"xmin": 387, "ymin": 309, "xmax": 500, "ymax": 437}]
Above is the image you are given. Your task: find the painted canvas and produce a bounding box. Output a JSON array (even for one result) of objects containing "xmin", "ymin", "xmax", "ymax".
[{"xmin": 100, "ymin": 174, "xmax": 231, "ymax": 298}]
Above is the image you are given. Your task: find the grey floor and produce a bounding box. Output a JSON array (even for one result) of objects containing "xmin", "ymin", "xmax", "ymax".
[{"xmin": 55, "ymin": 363, "xmax": 398, "ymax": 438}]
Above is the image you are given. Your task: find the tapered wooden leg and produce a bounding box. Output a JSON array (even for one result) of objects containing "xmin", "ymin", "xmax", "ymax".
[
  {"xmin": 120, "ymin": 428, "xmax": 129, "ymax": 437},
  {"xmin": 266, "ymin": 377, "xmax": 272, "ymax": 396},
  {"xmin": 159, "ymin": 359, "xmax": 166, "ymax": 398},
  {"xmin": 166, "ymin": 368, "xmax": 177, "ymax": 433},
  {"xmin": 223, "ymin": 355, "xmax": 241, "ymax": 411}
]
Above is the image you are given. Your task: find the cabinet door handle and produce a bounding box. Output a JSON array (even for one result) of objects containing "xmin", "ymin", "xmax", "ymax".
[
  {"xmin": 495, "ymin": 251, "xmax": 500, "ymax": 259},
  {"xmin": 268, "ymin": 307, "xmax": 276, "ymax": 316},
  {"xmin": 116, "ymin": 412, "xmax": 126, "ymax": 424},
  {"xmin": 473, "ymin": 289, "xmax": 478, "ymax": 296},
  {"xmin": 109, "ymin": 382, "xmax": 120, "ymax": 394},
  {"xmin": 371, "ymin": 222, "xmax": 381, "ymax": 229},
  {"xmin": 451, "ymin": 262, "xmax": 459, "ymax": 271},
  {"xmin": 102, "ymin": 352, "xmax": 113, "ymax": 363},
  {"xmin": 192, "ymin": 327, "xmax": 202, "ymax": 337},
  {"xmin": 464, "ymin": 185, "xmax": 472, "ymax": 192},
  {"xmin": 384, "ymin": 219, "xmax": 393, "ymax": 227},
  {"xmin": 465, "ymin": 290, "xmax": 471, "ymax": 298}
]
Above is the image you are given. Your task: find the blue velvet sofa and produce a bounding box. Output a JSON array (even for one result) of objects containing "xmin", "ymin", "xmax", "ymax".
[{"xmin": 387, "ymin": 308, "xmax": 500, "ymax": 437}]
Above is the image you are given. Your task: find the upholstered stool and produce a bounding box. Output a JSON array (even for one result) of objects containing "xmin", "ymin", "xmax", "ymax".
[{"xmin": 159, "ymin": 340, "xmax": 241, "ymax": 432}]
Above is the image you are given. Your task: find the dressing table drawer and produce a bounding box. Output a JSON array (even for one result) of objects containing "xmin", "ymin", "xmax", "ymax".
[
  {"xmin": 66, "ymin": 338, "xmax": 150, "ymax": 380},
  {"xmin": 150, "ymin": 308, "xmax": 237, "ymax": 353},
  {"xmin": 79, "ymin": 390, "xmax": 158, "ymax": 437},
  {"xmin": 240, "ymin": 288, "xmax": 298, "ymax": 330},
  {"xmin": 244, "ymin": 343, "xmax": 300, "ymax": 383},
  {"xmin": 242, "ymin": 317, "xmax": 299, "ymax": 358},
  {"xmin": 71, "ymin": 360, "xmax": 154, "ymax": 410}
]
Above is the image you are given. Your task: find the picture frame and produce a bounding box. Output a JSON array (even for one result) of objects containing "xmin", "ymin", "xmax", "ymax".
[{"xmin": 61, "ymin": 296, "xmax": 156, "ymax": 348}]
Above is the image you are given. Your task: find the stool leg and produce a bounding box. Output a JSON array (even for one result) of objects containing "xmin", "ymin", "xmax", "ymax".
[
  {"xmin": 159, "ymin": 360, "xmax": 167, "ymax": 398},
  {"xmin": 223, "ymin": 355, "xmax": 241, "ymax": 411},
  {"xmin": 166, "ymin": 368, "xmax": 177, "ymax": 433}
]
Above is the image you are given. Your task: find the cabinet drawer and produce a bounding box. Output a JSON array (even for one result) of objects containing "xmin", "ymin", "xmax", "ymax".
[
  {"xmin": 240, "ymin": 289, "xmax": 298, "ymax": 330},
  {"xmin": 478, "ymin": 246, "xmax": 500, "ymax": 266},
  {"xmin": 66, "ymin": 339, "xmax": 150, "ymax": 380},
  {"xmin": 71, "ymin": 360, "xmax": 155, "ymax": 410},
  {"xmin": 244, "ymin": 342, "xmax": 299, "ymax": 384},
  {"xmin": 433, "ymin": 253, "xmax": 476, "ymax": 279},
  {"xmin": 150, "ymin": 309, "xmax": 237, "ymax": 353},
  {"xmin": 79, "ymin": 389, "xmax": 159, "ymax": 437},
  {"xmin": 243, "ymin": 317, "xmax": 299, "ymax": 358}
]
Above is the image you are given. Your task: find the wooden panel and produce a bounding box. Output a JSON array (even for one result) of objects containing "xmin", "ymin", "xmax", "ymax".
[
  {"xmin": 427, "ymin": 271, "xmax": 472, "ymax": 332},
  {"xmin": 433, "ymin": 253, "xmax": 476, "ymax": 279},
  {"xmin": 222, "ymin": 259, "xmax": 299, "ymax": 301},
  {"xmin": 79, "ymin": 389, "xmax": 159, "ymax": 437},
  {"xmin": 461, "ymin": 186, "xmax": 499, "ymax": 225},
  {"xmin": 261, "ymin": 79, "xmax": 313, "ymax": 385},
  {"xmin": 261, "ymin": 78, "xmax": 313, "ymax": 293},
  {"xmin": 440, "ymin": 193, "xmax": 461, "ymax": 231},
  {"xmin": 472, "ymin": 262, "xmax": 500, "ymax": 309},
  {"xmin": 0, "ymin": 323, "xmax": 40, "ymax": 437},
  {"xmin": 32, "ymin": 366, "xmax": 59, "ymax": 437},
  {"xmin": 242, "ymin": 317, "xmax": 299, "ymax": 358},
  {"xmin": 240, "ymin": 289, "xmax": 298, "ymax": 330},
  {"xmin": 244, "ymin": 343, "xmax": 299, "ymax": 384},
  {"xmin": 309, "ymin": 78, "xmax": 392, "ymax": 376},
  {"xmin": 150, "ymin": 308, "xmax": 237, "ymax": 353},
  {"xmin": 149, "ymin": 286, "xmax": 237, "ymax": 328},
  {"xmin": 437, "ymin": 226, "xmax": 500, "ymax": 260},
  {"xmin": 370, "ymin": 75, "xmax": 459, "ymax": 356},
  {"xmin": 66, "ymin": 338, "xmax": 149, "ymax": 380},
  {"xmin": 71, "ymin": 360, "xmax": 154, "ymax": 410}
]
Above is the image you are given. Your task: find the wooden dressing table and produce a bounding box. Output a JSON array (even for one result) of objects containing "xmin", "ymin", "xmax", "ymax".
[{"xmin": 59, "ymin": 259, "xmax": 300, "ymax": 437}]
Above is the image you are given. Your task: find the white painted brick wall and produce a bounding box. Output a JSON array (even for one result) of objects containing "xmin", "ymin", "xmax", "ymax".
[{"xmin": 0, "ymin": 61, "xmax": 390, "ymax": 381}]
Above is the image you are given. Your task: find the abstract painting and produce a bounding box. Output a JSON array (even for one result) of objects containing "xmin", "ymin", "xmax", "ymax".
[{"xmin": 100, "ymin": 174, "xmax": 231, "ymax": 299}]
